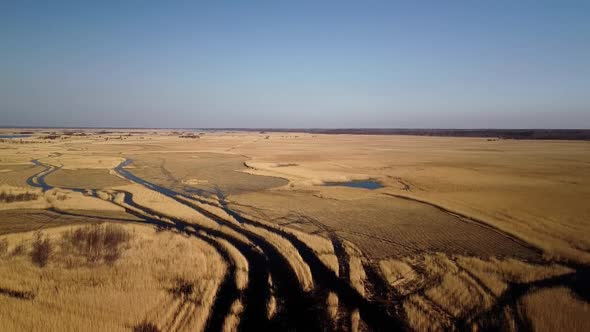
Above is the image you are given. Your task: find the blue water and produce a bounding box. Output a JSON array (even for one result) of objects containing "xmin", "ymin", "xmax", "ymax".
[
  {"xmin": 323, "ymin": 180, "xmax": 383, "ymax": 190},
  {"xmin": 0, "ymin": 134, "xmax": 31, "ymax": 139}
]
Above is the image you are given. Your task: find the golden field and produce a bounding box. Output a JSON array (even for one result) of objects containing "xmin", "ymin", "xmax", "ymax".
[
  {"xmin": 0, "ymin": 223, "xmax": 226, "ymax": 331},
  {"xmin": 0, "ymin": 129, "xmax": 589, "ymax": 331}
]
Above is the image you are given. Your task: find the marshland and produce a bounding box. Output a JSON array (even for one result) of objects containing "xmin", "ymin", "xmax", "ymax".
[{"xmin": 0, "ymin": 129, "xmax": 588, "ymax": 331}]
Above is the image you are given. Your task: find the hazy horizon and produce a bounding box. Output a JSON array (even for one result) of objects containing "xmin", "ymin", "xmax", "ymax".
[
  {"xmin": 2, "ymin": 126, "xmax": 590, "ymax": 131},
  {"xmin": 2, "ymin": 2, "xmax": 589, "ymax": 129}
]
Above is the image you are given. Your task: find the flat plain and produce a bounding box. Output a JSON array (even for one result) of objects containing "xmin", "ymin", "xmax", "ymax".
[{"xmin": 0, "ymin": 129, "xmax": 589, "ymax": 331}]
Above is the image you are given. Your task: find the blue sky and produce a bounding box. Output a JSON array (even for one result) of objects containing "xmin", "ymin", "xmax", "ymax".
[{"xmin": 1, "ymin": 1, "xmax": 589, "ymax": 128}]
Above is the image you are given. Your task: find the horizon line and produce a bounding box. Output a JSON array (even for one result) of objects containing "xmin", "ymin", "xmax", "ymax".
[{"xmin": 2, "ymin": 126, "xmax": 589, "ymax": 131}]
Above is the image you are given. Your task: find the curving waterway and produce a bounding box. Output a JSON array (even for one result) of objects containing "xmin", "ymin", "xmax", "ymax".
[{"xmin": 25, "ymin": 158, "xmax": 403, "ymax": 331}]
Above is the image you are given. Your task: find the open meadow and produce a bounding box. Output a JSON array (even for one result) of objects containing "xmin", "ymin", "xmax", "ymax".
[{"xmin": 0, "ymin": 129, "xmax": 589, "ymax": 331}]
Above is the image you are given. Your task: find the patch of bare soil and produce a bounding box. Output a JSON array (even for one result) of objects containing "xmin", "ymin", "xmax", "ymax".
[
  {"xmin": 45, "ymin": 169, "xmax": 128, "ymax": 189},
  {"xmin": 0, "ymin": 209, "xmax": 137, "ymax": 235},
  {"xmin": 127, "ymin": 152, "xmax": 288, "ymax": 196}
]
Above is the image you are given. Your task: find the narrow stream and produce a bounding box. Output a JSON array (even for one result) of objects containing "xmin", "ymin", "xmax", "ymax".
[
  {"xmin": 323, "ymin": 179, "xmax": 383, "ymax": 190},
  {"xmin": 27, "ymin": 159, "xmax": 87, "ymax": 194}
]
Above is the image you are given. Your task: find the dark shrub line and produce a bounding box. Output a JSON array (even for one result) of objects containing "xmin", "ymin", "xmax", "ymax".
[
  {"xmin": 0, "ymin": 287, "xmax": 36, "ymax": 300},
  {"xmin": 0, "ymin": 192, "xmax": 38, "ymax": 203},
  {"xmin": 61, "ymin": 224, "xmax": 132, "ymax": 264}
]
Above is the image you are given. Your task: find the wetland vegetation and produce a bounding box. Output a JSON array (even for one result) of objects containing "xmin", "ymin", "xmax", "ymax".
[{"xmin": 0, "ymin": 129, "xmax": 588, "ymax": 331}]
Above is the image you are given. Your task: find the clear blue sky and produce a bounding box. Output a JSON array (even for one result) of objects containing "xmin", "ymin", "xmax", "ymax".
[{"xmin": 1, "ymin": 1, "xmax": 589, "ymax": 128}]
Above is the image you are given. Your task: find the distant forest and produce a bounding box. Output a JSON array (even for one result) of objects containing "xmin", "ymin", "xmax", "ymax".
[{"xmin": 246, "ymin": 129, "xmax": 590, "ymax": 140}]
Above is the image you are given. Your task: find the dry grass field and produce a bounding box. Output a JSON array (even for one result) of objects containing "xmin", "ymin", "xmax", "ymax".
[
  {"xmin": 0, "ymin": 129, "xmax": 589, "ymax": 331},
  {"xmin": 0, "ymin": 165, "xmax": 44, "ymax": 188},
  {"xmin": 0, "ymin": 223, "xmax": 226, "ymax": 331}
]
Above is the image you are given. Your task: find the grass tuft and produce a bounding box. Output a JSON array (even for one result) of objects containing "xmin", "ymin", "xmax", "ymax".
[
  {"xmin": 31, "ymin": 232, "xmax": 52, "ymax": 267},
  {"xmin": 169, "ymin": 278, "xmax": 195, "ymax": 299},
  {"xmin": 133, "ymin": 321, "xmax": 161, "ymax": 332},
  {"xmin": 0, "ymin": 238, "xmax": 8, "ymax": 255}
]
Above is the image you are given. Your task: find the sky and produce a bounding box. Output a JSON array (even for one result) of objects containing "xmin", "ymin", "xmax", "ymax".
[{"xmin": 1, "ymin": 1, "xmax": 589, "ymax": 128}]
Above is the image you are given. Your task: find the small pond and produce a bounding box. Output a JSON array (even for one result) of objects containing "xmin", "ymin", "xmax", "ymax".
[{"xmin": 323, "ymin": 180, "xmax": 384, "ymax": 190}]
